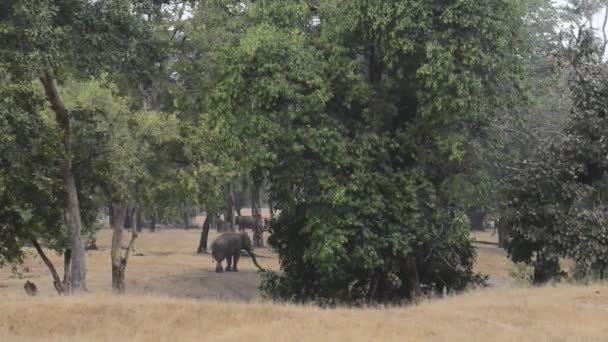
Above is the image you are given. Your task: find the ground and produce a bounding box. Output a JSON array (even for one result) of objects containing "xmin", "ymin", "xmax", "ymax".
[
  {"xmin": 0, "ymin": 214, "xmax": 508, "ymax": 300},
  {"xmin": 5, "ymin": 214, "xmax": 605, "ymax": 341},
  {"xmin": 1, "ymin": 285, "xmax": 607, "ymax": 341}
]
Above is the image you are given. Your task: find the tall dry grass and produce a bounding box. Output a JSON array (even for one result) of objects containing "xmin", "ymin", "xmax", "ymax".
[
  {"xmin": 1, "ymin": 285, "xmax": 607, "ymax": 341},
  {"xmin": 2, "ymin": 222, "xmax": 596, "ymax": 341}
]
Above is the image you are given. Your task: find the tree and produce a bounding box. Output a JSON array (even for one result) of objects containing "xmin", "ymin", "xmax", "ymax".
[
  {"xmin": 0, "ymin": 0, "xmax": 154, "ymax": 293},
  {"xmin": 210, "ymin": 0, "xmax": 523, "ymax": 304},
  {"xmin": 504, "ymin": 24, "xmax": 608, "ymax": 283},
  {"xmin": 0, "ymin": 78, "xmax": 67, "ymax": 292}
]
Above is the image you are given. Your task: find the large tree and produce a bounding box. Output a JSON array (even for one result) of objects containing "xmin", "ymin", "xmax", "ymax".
[
  {"xmin": 209, "ymin": 0, "xmax": 525, "ymax": 305},
  {"xmin": 0, "ymin": 0, "xmax": 156, "ymax": 292}
]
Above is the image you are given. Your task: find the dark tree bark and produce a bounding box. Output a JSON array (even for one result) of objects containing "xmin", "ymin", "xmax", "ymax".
[
  {"xmin": 124, "ymin": 207, "xmax": 136, "ymax": 229},
  {"xmin": 183, "ymin": 210, "xmax": 190, "ymax": 229},
  {"xmin": 399, "ymin": 256, "xmax": 421, "ymax": 302},
  {"xmin": 39, "ymin": 70, "xmax": 87, "ymax": 293},
  {"xmin": 149, "ymin": 214, "xmax": 156, "ymax": 232},
  {"xmin": 111, "ymin": 204, "xmax": 138, "ymax": 294},
  {"xmin": 196, "ymin": 212, "xmax": 214, "ymax": 254},
  {"xmin": 497, "ymin": 217, "xmax": 508, "ymax": 249},
  {"xmin": 369, "ymin": 269, "xmax": 387, "ymax": 304},
  {"xmin": 223, "ymin": 184, "xmax": 236, "ymax": 232},
  {"xmin": 136, "ymin": 208, "xmax": 143, "ymax": 232},
  {"xmin": 466, "ymin": 207, "xmax": 486, "ymax": 231},
  {"xmin": 31, "ymin": 239, "xmax": 66, "ymax": 295},
  {"xmin": 62, "ymin": 249, "xmax": 71, "ymax": 292},
  {"xmin": 251, "ymin": 182, "xmax": 264, "ymax": 248},
  {"xmin": 108, "ymin": 204, "xmax": 115, "ymax": 227}
]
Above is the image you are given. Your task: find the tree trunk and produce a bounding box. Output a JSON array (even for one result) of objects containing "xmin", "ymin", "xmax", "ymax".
[
  {"xmin": 135, "ymin": 208, "xmax": 144, "ymax": 233},
  {"xmin": 251, "ymin": 182, "xmax": 264, "ymax": 248},
  {"xmin": 399, "ymin": 256, "xmax": 421, "ymax": 301},
  {"xmin": 197, "ymin": 213, "xmax": 213, "ymax": 254},
  {"xmin": 223, "ymin": 184, "xmax": 236, "ymax": 232},
  {"xmin": 369, "ymin": 269, "xmax": 387, "ymax": 304},
  {"xmin": 39, "ymin": 70, "xmax": 87, "ymax": 293},
  {"xmin": 31, "ymin": 239, "xmax": 66, "ymax": 295},
  {"xmin": 136, "ymin": 208, "xmax": 143, "ymax": 232},
  {"xmin": 497, "ymin": 217, "xmax": 508, "ymax": 249},
  {"xmin": 62, "ymin": 249, "xmax": 71, "ymax": 293},
  {"xmin": 269, "ymin": 201, "xmax": 275, "ymax": 218},
  {"xmin": 466, "ymin": 207, "xmax": 486, "ymax": 231},
  {"xmin": 183, "ymin": 210, "xmax": 190, "ymax": 229},
  {"xmin": 124, "ymin": 207, "xmax": 136, "ymax": 229},
  {"xmin": 123, "ymin": 208, "xmax": 130, "ymax": 228},
  {"xmin": 108, "ymin": 204, "xmax": 115, "ymax": 227},
  {"xmin": 111, "ymin": 205, "xmax": 138, "ymax": 294},
  {"xmin": 149, "ymin": 214, "xmax": 156, "ymax": 232}
]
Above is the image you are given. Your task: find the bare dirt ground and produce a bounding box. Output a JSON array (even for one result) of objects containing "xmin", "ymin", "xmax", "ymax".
[{"xmin": 0, "ymin": 213, "xmax": 509, "ymax": 300}]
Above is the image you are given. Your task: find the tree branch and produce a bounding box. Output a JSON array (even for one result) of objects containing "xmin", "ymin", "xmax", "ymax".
[
  {"xmin": 601, "ymin": 4, "xmax": 608, "ymax": 57},
  {"xmin": 31, "ymin": 239, "xmax": 65, "ymax": 295},
  {"xmin": 122, "ymin": 228, "xmax": 138, "ymax": 268}
]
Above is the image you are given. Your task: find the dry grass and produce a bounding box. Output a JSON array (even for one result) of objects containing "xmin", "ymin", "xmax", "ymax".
[
  {"xmin": 3, "ymin": 217, "xmax": 603, "ymax": 341},
  {"xmin": 1, "ymin": 285, "xmax": 608, "ymax": 341}
]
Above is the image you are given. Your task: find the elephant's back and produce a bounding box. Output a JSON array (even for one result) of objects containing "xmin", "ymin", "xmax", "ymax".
[{"xmin": 211, "ymin": 232, "xmax": 241, "ymax": 250}]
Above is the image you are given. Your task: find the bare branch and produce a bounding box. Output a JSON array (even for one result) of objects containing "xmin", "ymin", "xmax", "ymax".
[
  {"xmin": 601, "ymin": 3, "xmax": 608, "ymax": 57},
  {"xmin": 122, "ymin": 228, "xmax": 138, "ymax": 268},
  {"xmin": 31, "ymin": 239, "xmax": 65, "ymax": 295}
]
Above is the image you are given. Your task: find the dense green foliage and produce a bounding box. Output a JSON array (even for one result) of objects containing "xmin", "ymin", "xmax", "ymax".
[
  {"xmin": 206, "ymin": 0, "xmax": 525, "ymax": 304},
  {"xmin": 0, "ymin": 80, "xmax": 63, "ymax": 265},
  {"xmin": 504, "ymin": 30, "xmax": 608, "ymax": 283},
  {"xmin": 2, "ymin": 0, "xmax": 608, "ymax": 301}
]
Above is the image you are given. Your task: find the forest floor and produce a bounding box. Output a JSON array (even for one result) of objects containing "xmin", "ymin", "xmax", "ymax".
[
  {"xmin": 5, "ymin": 211, "xmax": 604, "ymax": 341},
  {"xmin": 0, "ymin": 211, "xmax": 510, "ymax": 300}
]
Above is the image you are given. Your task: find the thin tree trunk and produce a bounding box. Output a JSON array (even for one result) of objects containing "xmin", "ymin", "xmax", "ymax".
[
  {"xmin": 251, "ymin": 182, "xmax": 264, "ymax": 248},
  {"xmin": 197, "ymin": 213, "xmax": 213, "ymax": 254},
  {"xmin": 497, "ymin": 217, "xmax": 508, "ymax": 249},
  {"xmin": 108, "ymin": 204, "xmax": 114, "ymax": 227},
  {"xmin": 39, "ymin": 70, "xmax": 86, "ymax": 293},
  {"xmin": 183, "ymin": 210, "xmax": 190, "ymax": 229},
  {"xmin": 223, "ymin": 184, "xmax": 236, "ymax": 232},
  {"xmin": 399, "ymin": 256, "xmax": 421, "ymax": 301},
  {"xmin": 149, "ymin": 214, "xmax": 156, "ymax": 232},
  {"xmin": 124, "ymin": 207, "xmax": 136, "ymax": 229},
  {"xmin": 62, "ymin": 249, "xmax": 71, "ymax": 293},
  {"xmin": 466, "ymin": 207, "xmax": 486, "ymax": 231},
  {"xmin": 136, "ymin": 208, "xmax": 143, "ymax": 232},
  {"xmin": 31, "ymin": 239, "xmax": 65, "ymax": 295},
  {"xmin": 111, "ymin": 205, "xmax": 138, "ymax": 294}
]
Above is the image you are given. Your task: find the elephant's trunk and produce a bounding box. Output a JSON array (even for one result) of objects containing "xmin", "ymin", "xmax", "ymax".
[{"xmin": 246, "ymin": 249, "xmax": 265, "ymax": 271}]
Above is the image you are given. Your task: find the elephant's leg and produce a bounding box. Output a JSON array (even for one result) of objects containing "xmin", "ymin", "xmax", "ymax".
[
  {"xmin": 233, "ymin": 252, "xmax": 240, "ymax": 272},
  {"xmin": 215, "ymin": 257, "xmax": 224, "ymax": 273},
  {"xmin": 226, "ymin": 254, "xmax": 233, "ymax": 271}
]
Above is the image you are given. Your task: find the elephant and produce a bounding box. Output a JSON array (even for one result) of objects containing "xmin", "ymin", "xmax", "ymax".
[
  {"xmin": 211, "ymin": 232, "xmax": 264, "ymax": 272},
  {"xmin": 235, "ymin": 215, "xmax": 258, "ymax": 232}
]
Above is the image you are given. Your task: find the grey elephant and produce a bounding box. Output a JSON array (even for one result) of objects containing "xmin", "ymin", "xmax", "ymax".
[
  {"xmin": 235, "ymin": 215, "xmax": 257, "ymax": 232},
  {"xmin": 211, "ymin": 232, "xmax": 265, "ymax": 272}
]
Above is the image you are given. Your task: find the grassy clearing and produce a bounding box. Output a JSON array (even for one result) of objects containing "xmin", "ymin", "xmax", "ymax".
[{"xmin": 2, "ymin": 217, "xmax": 602, "ymax": 341}]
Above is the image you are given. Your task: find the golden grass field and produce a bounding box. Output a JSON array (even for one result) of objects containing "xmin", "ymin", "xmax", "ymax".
[{"xmin": 2, "ymin": 212, "xmax": 605, "ymax": 341}]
